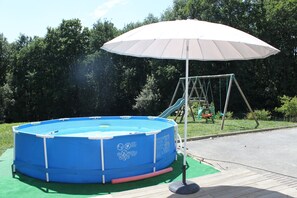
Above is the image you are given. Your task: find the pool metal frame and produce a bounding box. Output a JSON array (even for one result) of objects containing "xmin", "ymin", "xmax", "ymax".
[{"xmin": 11, "ymin": 116, "xmax": 179, "ymax": 183}]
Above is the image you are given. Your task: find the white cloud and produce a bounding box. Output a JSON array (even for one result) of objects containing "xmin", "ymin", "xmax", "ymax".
[{"xmin": 91, "ymin": 0, "xmax": 128, "ymax": 18}]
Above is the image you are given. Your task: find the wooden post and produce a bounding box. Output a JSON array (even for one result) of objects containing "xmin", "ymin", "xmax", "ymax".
[
  {"xmin": 197, "ymin": 79, "xmax": 209, "ymax": 107},
  {"xmin": 170, "ymin": 80, "xmax": 181, "ymax": 106},
  {"xmin": 233, "ymin": 77, "xmax": 259, "ymax": 128},
  {"xmin": 221, "ymin": 75, "xmax": 233, "ymax": 130}
]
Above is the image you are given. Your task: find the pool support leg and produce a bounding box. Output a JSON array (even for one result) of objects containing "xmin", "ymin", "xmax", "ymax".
[{"xmin": 11, "ymin": 164, "xmax": 16, "ymax": 178}]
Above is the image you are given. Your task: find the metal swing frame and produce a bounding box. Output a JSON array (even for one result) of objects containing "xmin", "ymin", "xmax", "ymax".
[{"xmin": 170, "ymin": 73, "xmax": 259, "ymax": 130}]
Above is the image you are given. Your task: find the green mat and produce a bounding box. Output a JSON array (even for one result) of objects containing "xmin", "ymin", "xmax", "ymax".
[{"xmin": 0, "ymin": 149, "xmax": 219, "ymax": 197}]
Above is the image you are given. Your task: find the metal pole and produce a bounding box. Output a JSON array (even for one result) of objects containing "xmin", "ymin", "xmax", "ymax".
[
  {"xmin": 13, "ymin": 129, "xmax": 16, "ymax": 173},
  {"xmin": 233, "ymin": 77, "xmax": 259, "ymax": 128},
  {"xmin": 169, "ymin": 40, "xmax": 200, "ymax": 195},
  {"xmin": 170, "ymin": 80, "xmax": 181, "ymax": 106},
  {"xmin": 153, "ymin": 133, "xmax": 157, "ymax": 172},
  {"xmin": 182, "ymin": 40, "xmax": 189, "ymax": 184},
  {"xmin": 180, "ymin": 73, "xmax": 234, "ymax": 80},
  {"xmin": 101, "ymin": 139, "xmax": 105, "ymax": 184},
  {"xmin": 43, "ymin": 137, "xmax": 49, "ymax": 182},
  {"xmin": 188, "ymin": 78, "xmax": 197, "ymax": 100},
  {"xmin": 221, "ymin": 75, "xmax": 234, "ymax": 130}
]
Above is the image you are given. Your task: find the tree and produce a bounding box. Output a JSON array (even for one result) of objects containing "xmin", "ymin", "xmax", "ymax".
[
  {"xmin": 264, "ymin": 0, "xmax": 297, "ymax": 96},
  {"xmin": 161, "ymin": 0, "xmax": 188, "ymax": 21},
  {"xmin": 8, "ymin": 37, "xmax": 47, "ymax": 121},
  {"xmin": 0, "ymin": 34, "xmax": 10, "ymax": 86},
  {"xmin": 2, "ymin": 0, "xmax": 296, "ymax": 122},
  {"xmin": 5, "ymin": 19, "xmax": 91, "ymax": 121},
  {"xmin": 74, "ymin": 51, "xmax": 119, "ymax": 115},
  {"xmin": 133, "ymin": 75, "xmax": 161, "ymax": 115},
  {"xmin": 0, "ymin": 34, "xmax": 12, "ymax": 120},
  {"xmin": 43, "ymin": 19, "xmax": 90, "ymax": 118},
  {"xmin": 89, "ymin": 20, "xmax": 118, "ymax": 53}
]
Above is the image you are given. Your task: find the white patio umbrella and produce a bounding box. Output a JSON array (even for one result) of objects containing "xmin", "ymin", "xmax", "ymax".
[{"xmin": 101, "ymin": 19, "xmax": 280, "ymax": 194}]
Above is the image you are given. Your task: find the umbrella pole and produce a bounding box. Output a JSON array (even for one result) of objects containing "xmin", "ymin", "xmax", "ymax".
[
  {"xmin": 183, "ymin": 50, "xmax": 189, "ymax": 185},
  {"xmin": 183, "ymin": 48, "xmax": 189, "ymax": 184},
  {"xmin": 169, "ymin": 41, "xmax": 200, "ymax": 195}
]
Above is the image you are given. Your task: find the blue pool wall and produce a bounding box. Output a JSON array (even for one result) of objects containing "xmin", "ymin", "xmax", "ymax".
[{"xmin": 13, "ymin": 116, "xmax": 177, "ymax": 183}]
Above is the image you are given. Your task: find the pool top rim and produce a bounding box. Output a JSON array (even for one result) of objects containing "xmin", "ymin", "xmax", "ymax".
[{"xmin": 13, "ymin": 116, "xmax": 178, "ymax": 138}]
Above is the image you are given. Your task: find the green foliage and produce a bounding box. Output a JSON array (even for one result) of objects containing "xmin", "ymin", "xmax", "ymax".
[
  {"xmin": 225, "ymin": 111, "xmax": 233, "ymax": 120},
  {"xmin": 246, "ymin": 109, "xmax": 271, "ymax": 120},
  {"xmin": 90, "ymin": 20, "xmax": 118, "ymax": 53},
  {"xmin": 0, "ymin": 34, "xmax": 11, "ymax": 121},
  {"xmin": 215, "ymin": 111, "xmax": 223, "ymax": 119},
  {"xmin": 191, "ymin": 101, "xmax": 199, "ymax": 117},
  {"xmin": 0, "ymin": 1, "xmax": 296, "ymax": 122},
  {"xmin": 133, "ymin": 75, "xmax": 161, "ymax": 115},
  {"xmin": 0, "ymin": 77, "xmax": 14, "ymax": 121},
  {"xmin": 275, "ymin": 95, "xmax": 297, "ymax": 122},
  {"xmin": 0, "ymin": 34, "xmax": 10, "ymax": 86}
]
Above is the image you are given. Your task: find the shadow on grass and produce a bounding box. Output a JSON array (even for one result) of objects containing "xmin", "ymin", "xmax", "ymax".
[
  {"xmin": 222, "ymin": 123, "xmax": 251, "ymax": 130},
  {"xmin": 12, "ymin": 155, "xmax": 188, "ymax": 196}
]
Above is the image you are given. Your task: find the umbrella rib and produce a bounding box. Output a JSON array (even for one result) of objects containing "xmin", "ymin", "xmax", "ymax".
[
  {"xmin": 227, "ymin": 42, "xmax": 245, "ymax": 59},
  {"xmin": 212, "ymin": 40, "xmax": 227, "ymax": 60},
  {"xmin": 137, "ymin": 39, "xmax": 171, "ymax": 58},
  {"xmin": 196, "ymin": 39, "xmax": 205, "ymax": 60},
  {"xmin": 240, "ymin": 43, "xmax": 266, "ymax": 59},
  {"xmin": 181, "ymin": 39, "xmax": 186, "ymax": 60},
  {"xmin": 138, "ymin": 40, "xmax": 156, "ymax": 57},
  {"xmin": 231, "ymin": 42, "xmax": 263, "ymax": 60},
  {"xmin": 160, "ymin": 39, "xmax": 172, "ymax": 59}
]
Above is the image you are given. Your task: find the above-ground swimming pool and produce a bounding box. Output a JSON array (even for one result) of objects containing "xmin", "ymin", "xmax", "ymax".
[{"xmin": 12, "ymin": 116, "xmax": 177, "ymax": 183}]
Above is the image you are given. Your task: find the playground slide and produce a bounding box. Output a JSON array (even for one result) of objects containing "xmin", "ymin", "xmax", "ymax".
[
  {"xmin": 197, "ymin": 107, "xmax": 204, "ymax": 119},
  {"xmin": 159, "ymin": 98, "xmax": 185, "ymax": 118}
]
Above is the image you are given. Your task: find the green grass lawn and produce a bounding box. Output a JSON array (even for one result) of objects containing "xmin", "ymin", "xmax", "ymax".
[
  {"xmin": 1, "ymin": 119, "xmax": 296, "ymax": 156},
  {"xmin": 174, "ymin": 118, "xmax": 297, "ymax": 138},
  {"xmin": 0, "ymin": 123, "xmax": 23, "ymax": 156}
]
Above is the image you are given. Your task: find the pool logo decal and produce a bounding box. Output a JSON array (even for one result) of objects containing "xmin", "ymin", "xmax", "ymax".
[
  {"xmin": 117, "ymin": 142, "xmax": 137, "ymax": 161},
  {"xmin": 157, "ymin": 134, "xmax": 170, "ymax": 157}
]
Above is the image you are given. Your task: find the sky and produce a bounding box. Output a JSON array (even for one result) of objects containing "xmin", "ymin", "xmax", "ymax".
[{"xmin": 0, "ymin": 0, "xmax": 173, "ymax": 43}]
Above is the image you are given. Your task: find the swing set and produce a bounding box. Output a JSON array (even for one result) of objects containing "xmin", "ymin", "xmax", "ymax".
[{"xmin": 168, "ymin": 73, "xmax": 259, "ymax": 130}]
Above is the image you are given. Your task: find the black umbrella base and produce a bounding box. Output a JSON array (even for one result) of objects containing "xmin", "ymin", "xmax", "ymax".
[{"xmin": 169, "ymin": 180, "xmax": 200, "ymax": 195}]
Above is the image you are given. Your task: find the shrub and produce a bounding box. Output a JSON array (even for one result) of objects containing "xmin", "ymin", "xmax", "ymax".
[
  {"xmin": 133, "ymin": 75, "xmax": 160, "ymax": 115},
  {"xmin": 225, "ymin": 111, "xmax": 233, "ymax": 120},
  {"xmin": 275, "ymin": 95, "xmax": 297, "ymax": 122},
  {"xmin": 214, "ymin": 111, "xmax": 233, "ymax": 119},
  {"xmin": 246, "ymin": 109, "xmax": 271, "ymax": 120},
  {"xmin": 191, "ymin": 101, "xmax": 199, "ymax": 117},
  {"xmin": 215, "ymin": 111, "xmax": 224, "ymax": 119}
]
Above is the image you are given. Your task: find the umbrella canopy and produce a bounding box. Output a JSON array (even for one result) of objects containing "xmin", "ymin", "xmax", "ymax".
[
  {"xmin": 102, "ymin": 19, "xmax": 279, "ymax": 61},
  {"xmin": 101, "ymin": 19, "xmax": 279, "ymax": 194}
]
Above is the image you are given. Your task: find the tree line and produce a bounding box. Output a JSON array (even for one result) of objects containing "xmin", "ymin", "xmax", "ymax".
[{"xmin": 0, "ymin": 0, "xmax": 296, "ymax": 122}]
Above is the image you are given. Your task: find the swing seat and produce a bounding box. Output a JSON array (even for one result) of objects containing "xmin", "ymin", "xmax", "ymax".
[
  {"xmin": 202, "ymin": 113, "xmax": 212, "ymax": 118},
  {"xmin": 202, "ymin": 112, "xmax": 215, "ymax": 124}
]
